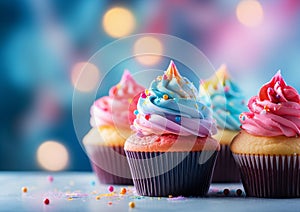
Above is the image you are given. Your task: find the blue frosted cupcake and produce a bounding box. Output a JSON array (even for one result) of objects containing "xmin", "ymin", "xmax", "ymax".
[{"xmin": 199, "ymin": 64, "xmax": 247, "ymax": 182}]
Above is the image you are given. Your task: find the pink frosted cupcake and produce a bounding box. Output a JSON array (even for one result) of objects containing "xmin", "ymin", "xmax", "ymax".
[
  {"xmin": 231, "ymin": 71, "xmax": 300, "ymax": 198},
  {"xmin": 83, "ymin": 70, "xmax": 144, "ymax": 185},
  {"xmin": 125, "ymin": 61, "xmax": 219, "ymax": 197}
]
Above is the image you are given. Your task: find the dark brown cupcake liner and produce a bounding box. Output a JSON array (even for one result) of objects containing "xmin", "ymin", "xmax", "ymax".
[
  {"xmin": 212, "ymin": 144, "xmax": 240, "ymax": 182},
  {"xmin": 85, "ymin": 145, "xmax": 133, "ymax": 185},
  {"xmin": 233, "ymin": 154, "xmax": 300, "ymax": 198},
  {"xmin": 125, "ymin": 150, "xmax": 218, "ymax": 197}
]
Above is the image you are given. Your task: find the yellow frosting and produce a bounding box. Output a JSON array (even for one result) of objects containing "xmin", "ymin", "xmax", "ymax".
[
  {"xmin": 213, "ymin": 129, "xmax": 239, "ymax": 145},
  {"xmin": 230, "ymin": 130, "xmax": 300, "ymax": 155},
  {"xmin": 83, "ymin": 126, "xmax": 132, "ymax": 147}
]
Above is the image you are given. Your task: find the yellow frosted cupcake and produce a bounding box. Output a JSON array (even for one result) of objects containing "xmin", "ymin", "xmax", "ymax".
[{"xmin": 231, "ymin": 71, "xmax": 300, "ymax": 198}]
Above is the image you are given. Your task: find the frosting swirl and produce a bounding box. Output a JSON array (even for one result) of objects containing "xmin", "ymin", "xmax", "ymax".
[
  {"xmin": 132, "ymin": 61, "xmax": 217, "ymax": 137},
  {"xmin": 199, "ymin": 65, "xmax": 247, "ymax": 130},
  {"xmin": 240, "ymin": 71, "xmax": 300, "ymax": 137},
  {"xmin": 90, "ymin": 70, "xmax": 144, "ymax": 129}
]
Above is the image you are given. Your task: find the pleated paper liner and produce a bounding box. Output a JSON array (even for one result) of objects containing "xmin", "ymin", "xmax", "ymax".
[
  {"xmin": 85, "ymin": 145, "xmax": 133, "ymax": 185},
  {"xmin": 212, "ymin": 144, "xmax": 240, "ymax": 182},
  {"xmin": 233, "ymin": 154, "xmax": 300, "ymax": 198},
  {"xmin": 125, "ymin": 150, "xmax": 218, "ymax": 197}
]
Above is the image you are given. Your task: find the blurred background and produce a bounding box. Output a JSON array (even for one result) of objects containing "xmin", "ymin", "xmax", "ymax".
[{"xmin": 1, "ymin": 0, "xmax": 300, "ymax": 171}]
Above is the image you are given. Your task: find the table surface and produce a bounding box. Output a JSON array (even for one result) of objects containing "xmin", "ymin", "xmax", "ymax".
[{"xmin": 0, "ymin": 172, "xmax": 299, "ymax": 212}]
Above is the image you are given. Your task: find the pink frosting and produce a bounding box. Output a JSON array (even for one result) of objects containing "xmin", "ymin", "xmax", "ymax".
[
  {"xmin": 240, "ymin": 71, "xmax": 300, "ymax": 137},
  {"xmin": 90, "ymin": 70, "xmax": 144, "ymax": 129}
]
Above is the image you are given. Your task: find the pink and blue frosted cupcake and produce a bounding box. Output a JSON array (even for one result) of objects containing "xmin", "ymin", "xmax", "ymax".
[
  {"xmin": 125, "ymin": 61, "xmax": 219, "ymax": 197},
  {"xmin": 83, "ymin": 70, "xmax": 144, "ymax": 185}
]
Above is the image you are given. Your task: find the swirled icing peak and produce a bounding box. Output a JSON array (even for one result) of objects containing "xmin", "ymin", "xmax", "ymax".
[
  {"xmin": 132, "ymin": 60, "xmax": 217, "ymax": 137},
  {"xmin": 199, "ymin": 64, "xmax": 247, "ymax": 130},
  {"xmin": 240, "ymin": 71, "xmax": 300, "ymax": 137},
  {"xmin": 90, "ymin": 70, "xmax": 145, "ymax": 129}
]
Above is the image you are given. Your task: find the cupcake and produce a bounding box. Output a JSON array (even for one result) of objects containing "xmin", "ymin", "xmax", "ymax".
[
  {"xmin": 124, "ymin": 61, "xmax": 220, "ymax": 197},
  {"xmin": 83, "ymin": 70, "xmax": 144, "ymax": 185},
  {"xmin": 231, "ymin": 71, "xmax": 300, "ymax": 198},
  {"xmin": 199, "ymin": 64, "xmax": 247, "ymax": 182}
]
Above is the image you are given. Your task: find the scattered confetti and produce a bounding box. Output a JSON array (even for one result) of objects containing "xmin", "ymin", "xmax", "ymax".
[
  {"xmin": 133, "ymin": 110, "xmax": 139, "ymax": 115},
  {"xmin": 108, "ymin": 202, "xmax": 113, "ymax": 205},
  {"xmin": 95, "ymin": 196, "xmax": 101, "ymax": 200},
  {"xmin": 167, "ymin": 196, "xmax": 185, "ymax": 201},
  {"xmin": 163, "ymin": 94, "xmax": 169, "ymax": 100},
  {"xmin": 65, "ymin": 192, "xmax": 88, "ymax": 198},
  {"xmin": 90, "ymin": 181, "xmax": 95, "ymax": 186},
  {"xmin": 129, "ymin": 201, "xmax": 135, "ymax": 208}
]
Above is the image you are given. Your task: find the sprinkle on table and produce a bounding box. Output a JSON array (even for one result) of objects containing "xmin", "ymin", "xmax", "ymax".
[
  {"xmin": 129, "ymin": 201, "xmax": 135, "ymax": 208},
  {"xmin": 47, "ymin": 176, "xmax": 54, "ymax": 182},
  {"xmin": 120, "ymin": 188, "xmax": 127, "ymax": 195},
  {"xmin": 22, "ymin": 187, "xmax": 28, "ymax": 193},
  {"xmin": 223, "ymin": 188, "xmax": 230, "ymax": 196},
  {"xmin": 44, "ymin": 198, "xmax": 50, "ymax": 205},
  {"xmin": 108, "ymin": 185, "xmax": 114, "ymax": 192}
]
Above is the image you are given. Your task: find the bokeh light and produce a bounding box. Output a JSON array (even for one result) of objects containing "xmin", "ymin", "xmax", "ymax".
[
  {"xmin": 133, "ymin": 36, "xmax": 163, "ymax": 65},
  {"xmin": 71, "ymin": 62, "xmax": 100, "ymax": 92},
  {"xmin": 102, "ymin": 7, "xmax": 135, "ymax": 38},
  {"xmin": 37, "ymin": 141, "xmax": 69, "ymax": 171},
  {"xmin": 236, "ymin": 0, "xmax": 264, "ymax": 27}
]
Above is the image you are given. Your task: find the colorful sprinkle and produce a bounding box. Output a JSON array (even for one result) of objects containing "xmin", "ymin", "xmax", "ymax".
[
  {"xmin": 141, "ymin": 93, "xmax": 147, "ymax": 98},
  {"xmin": 168, "ymin": 195, "xmax": 173, "ymax": 198},
  {"xmin": 108, "ymin": 202, "xmax": 113, "ymax": 205},
  {"xmin": 95, "ymin": 196, "xmax": 101, "ymax": 200},
  {"xmin": 133, "ymin": 110, "xmax": 139, "ymax": 115},
  {"xmin": 175, "ymin": 116, "xmax": 181, "ymax": 123},
  {"xmin": 163, "ymin": 94, "xmax": 169, "ymax": 100},
  {"xmin": 145, "ymin": 89, "xmax": 150, "ymax": 96},
  {"xmin": 145, "ymin": 114, "xmax": 151, "ymax": 120},
  {"xmin": 68, "ymin": 197, "xmax": 73, "ymax": 201},
  {"xmin": 22, "ymin": 187, "xmax": 28, "ymax": 193},
  {"xmin": 264, "ymin": 105, "xmax": 270, "ymax": 111},
  {"xmin": 163, "ymin": 74, "xmax": 168, "ymax": 80},
  {"xmin": 44, "ymin": 198, "xmax": 50, "ymax": 205},
  {"xmin": 90, "ymin": 181, "xmax": 95, "ymax": 186},
  {"xmin": 108, "ymin": 185, "xmax": 114, "ymax": 192},
  {"xmin": 276, "ymin": 94, "xmax": 281, "ymax": 99},
  {"xmin": 120, "ymin": 188, "xmax": 127, "ymax": 195},
  {"xmin": 47, "ymin": 175, "xmax": 54, "ymax": 182},
  {"xmin": 224, "ymin": 86, "xmax": 229, "ymax": 92},
  {"xmin": 128, "ymin": 201, "xmax": 135, "ymax": 208}
]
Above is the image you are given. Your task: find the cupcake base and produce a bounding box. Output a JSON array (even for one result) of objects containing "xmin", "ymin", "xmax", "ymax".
[
  {"xmin": 125, "ymin": 150, "xmax": 218, "ymax": 197},
  {"xmin": 212, "ymin": 144, "xmax": 240, "ymax": 182},
  {"xmin": 86, "ymin": 145, "xmax": 133, "ymax": 185},
  {"xmin": 233, "ymin": 154, "xmax": 300, "ymax": 198}
]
